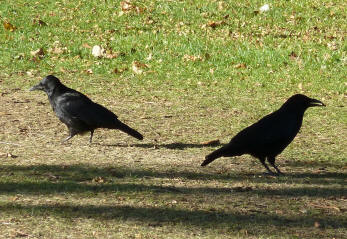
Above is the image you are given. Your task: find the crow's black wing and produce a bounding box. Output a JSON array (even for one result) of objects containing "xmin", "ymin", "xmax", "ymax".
[
  {"xmin": 54, "ymin": 92, "xmax": 119, "ymax": 129},
  {"xmin": 229, "ymin": 109, "xmax": 302, "ymax": 156}
]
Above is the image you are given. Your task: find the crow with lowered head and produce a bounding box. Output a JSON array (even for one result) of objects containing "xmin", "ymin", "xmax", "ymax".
[
  {"xmin": 30, "ymin": 75, "xmax": 143, "ymax": 143},
  {"xmin": 201, "ymin": 94, "xmax": 325, "ymax": 175}
]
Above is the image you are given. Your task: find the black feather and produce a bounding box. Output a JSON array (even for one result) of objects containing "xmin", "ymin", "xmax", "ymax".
[
  {"xmin": 30, "ymin": 75, "xmax": 143, "ymax": 143},
  {"xmin": 201, "ymin": 94, "xmax": 325, "ymax": 175}
]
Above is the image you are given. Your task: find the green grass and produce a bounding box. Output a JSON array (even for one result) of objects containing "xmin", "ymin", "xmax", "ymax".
[{"xmin": 0, "ymin": 0, "xmax": 346, "ymax": 238}]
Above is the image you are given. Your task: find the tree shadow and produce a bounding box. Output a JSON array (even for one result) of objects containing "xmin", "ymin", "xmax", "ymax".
[
  {"xmin": 0, "ymin": 181, "xmax": 345, "ymax": 198},
  {"xmin": 1, "ymin": 163, "xmax": 345, "ymax": 183},
  {"xmin": 1, "ymin": 203, "xmax": 345, "ymax": 234},
  {"xmin": 0, "ymin": 164, "xmax": 345, "ymax": 198}
]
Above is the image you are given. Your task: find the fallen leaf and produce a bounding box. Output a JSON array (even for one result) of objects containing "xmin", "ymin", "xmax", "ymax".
[
  {"xmin": 46, "ymin": 41, "xmax": 67, "ymax": 55},
  {"xmin": 289, "ymin": 51, "xmax": 297, "ymax": 59},
  {"xmin": 113, "ymin": 68, "xmax": 120, "ymax": 74},
  {"xmin": 201, "ymin": 139, "xmax": 220, "ymax": 146},
  {"xmin": 92, "ymin": 45, "xmax": 104, "ymax": 57},
  {"xmin": 298, "ymin": 83, "xmax": 303, "ymax": 90},
  {"xmin": 259, "ymin": 4, "xmax": 270, "ymax": 13},
  {"xmin": 30, "ymin": 48, "xmax": 45, "ymax": 58},
  {"xmin": 92, "ymin": 176, "xmax": 106, "ymax": 183},
  {"xmin": 7, "ymin": 153, "xmax": 18, "ymax": 158},
  {"xmin": 309, "ymin": 203, "xmax": 341, "ymax": 212},
  {"xmin": 14, "ymin": 53, "xmax": 25, "ymax": 60},
  {"xmin": 183, "ymin": 54, "xmax": 202, "ymax": 62},
  {"xmin": 218, "ymin": 1, "xmax": 226, "ymax": 11},
  {"xmin": 120, "ymin": 1, "xmax": 144, "ymax": 14},
  {"xmin": 207, "ymin": 20, "xmax": 225, "ymax": 29},
  {"xmin": 82, "ymin": 43, "xmax": 92, "ymax": 48},
  {"xmin": 3, "ymin": 21, "xmax": 16, "ymax": 31},
  {"xmin": 12, "ymin": 195, "xmax": 20, "ymax": 201},
  {"xmin": 314, "ymin": 221, "xmax": 321, "ymax": 228},
  {"xmin": 104, "ymin": 50, "xmax": 119, "ymax": 59},
  {"xmin": 121, "ymin": 1, "xmax": 133, "ymax": 11},
  {"xmin": 234, "ymin": 63, "xmax": 246, "ymax": 69},
  {"xmin": 132, "ymin": 61, "xmax": 148, "ymax": 74},
  {"xmin": 26, "ymin": 70, "xmax": 36, "ymax": 77},
  {"xmin": 14, "ymin": 231, "xmax": 28, "ymax": 238},
  {"xmin": 85, "ymin": 69, "xmax": 93, "ymax": 74},
  {"xmin": 113, "ymin": 67, "xmax": 127, "ymax": 74},
  {"xmin": 146, "ymin": 53, "xmax": 152, "ymax": 61},
  {"xmin": 33, "ymin": 18, "xmax": 47, "ymax": 26}
]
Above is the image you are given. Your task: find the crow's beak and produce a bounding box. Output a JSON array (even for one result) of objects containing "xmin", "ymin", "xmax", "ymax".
[
  {"xmin": 309, "ymin": 98, "xmax": 325, "ymax": 107},
  {"xmin": 29, "ymin": 83, "xmax": 43, "ymax": 91}
]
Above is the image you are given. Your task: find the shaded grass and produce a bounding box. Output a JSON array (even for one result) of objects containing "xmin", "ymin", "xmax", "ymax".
[{"xmin": 0, "ymin": 0, "xmax": 346, "ymax": 238}]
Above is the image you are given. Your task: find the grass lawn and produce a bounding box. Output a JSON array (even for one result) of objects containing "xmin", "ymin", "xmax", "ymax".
[{"xmin": 0, "ymin": 0, "xmax": 346, "ymax": 238}]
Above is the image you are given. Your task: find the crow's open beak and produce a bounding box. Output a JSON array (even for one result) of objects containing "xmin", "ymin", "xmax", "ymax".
[
  {"xmin": 29, "ymin": 83, "xmax": 43, "ymax": 91},
  {"xmin": 309, "ymin": 98, "xmax": 325, "ymax": 107}
]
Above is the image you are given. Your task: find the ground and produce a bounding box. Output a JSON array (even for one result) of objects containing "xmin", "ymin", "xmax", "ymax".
[
  {"xmin": 0, "ymin": 0, "xmax": 346, "ymax": 238},
  {"xmin": 0, "ymin": 87, "xmax": 346, "ymax": 238}
]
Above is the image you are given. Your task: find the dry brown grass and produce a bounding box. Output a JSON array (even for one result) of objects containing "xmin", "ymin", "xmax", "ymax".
[{"xmin": 0, "ymin": 85, "xmax": 346, "ymax": 239}]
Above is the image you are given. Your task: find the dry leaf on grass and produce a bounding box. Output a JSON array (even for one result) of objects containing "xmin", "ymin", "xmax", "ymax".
[
  {"xmin": 48, "ymin": 41, "xmax": 67, "ymax": 55},
  {"xmin": 3, "ymin": 21, "xmax": 16, "ymax": 31},
  {"xmin": 92, "ymin": 176, "xmax": 107, "ymax": 183},
  {"xmin": 132, "ymin": 61, "xmax": 148, "ymax": 74},
  {"xmin": 207, "ymin": 20, "xmax": 225, "ymax": 29},
  {"xmin": 92, "ymin": 45, "xmax": 104, "ymax": 57},
  {"xmin": 33, "ymin": 18, "xmax": 47, "ymax": 26},
  {"xmin": 259, "ymin": 4, "xmax": 270, "ymax": 13},
  {"xmin": 183, "ymin": 54, "xmax": 202, "ymax": 62},
  {"xmin": 82, "ymin": 43, "xmax": 92, "ymax": 49},
  {"xmin": 13, "ymin": 231, "xmax": 29, "ymax": 238},
  {"xmin": 7, "ymin": 153, "xmax": 18, "ymax": 158},
  {"xmin": 120, "ymin": 1, "xmax": 144, "ymax": 15},
  {"xmin": 91, "ymin": 45, "xmax": 118, "ymax": 59},
  {"xmin": 289, "ymin": 51, "xmax": 298, "ymax": 59},
  {"xmin": 104, "ymin": 50, "xmax": 119, "ymax": 59},
  {"xmin": 30, "ymin": 48, "xmax": 45, "ymax": 58},
  {"xmin": 234, "ymin": 63, "xmax": 247, "ymax": 69},
  {"xmin": 85, "ymin": 69, "xmax": 93, "ymax": 74}
]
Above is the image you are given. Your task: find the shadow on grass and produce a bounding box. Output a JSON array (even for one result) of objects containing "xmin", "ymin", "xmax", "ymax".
[
  {"xmin": 0, "ymin": 164, "xmax": 346, "ymax": 198},
  {"xmin": 1, "ymin": 203, "xmax": 346, "ymax": 232},
  {"xmin": 0, "ymin": 181, "xmax": 346, "ymax": 198},
  {"xmin": 1, "ymin": 163, "xmax": 345, "ymax": 182},
  {"xmin": 101, "ymin": 141, "xmax": 223, "ymax": 149}
]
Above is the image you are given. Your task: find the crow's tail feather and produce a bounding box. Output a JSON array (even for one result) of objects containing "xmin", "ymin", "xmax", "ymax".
[
  {"xmin": 201, "ymin": 147, "xmax": 227, "ymax": 166},
  {"xmin": 117, "ymin": 121, "xmax": 143, "ymax": 140}
]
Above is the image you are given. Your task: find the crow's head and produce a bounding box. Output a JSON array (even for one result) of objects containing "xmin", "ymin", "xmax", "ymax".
[
  {"xmin": 284, "ymin": 94, "xmax": 325, "ymax": 110},
  {"xmin": 29, "ymin": 75, "xmax": 62, "ymax": 92}
]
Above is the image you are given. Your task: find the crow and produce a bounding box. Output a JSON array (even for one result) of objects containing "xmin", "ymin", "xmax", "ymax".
[
  {"xmin": 30, "ymin": 75, "xmax": 143, "ymax": 143},
  {"xmin": 201, "ymin": 94, "xmax": 325, "ymax": 175}
]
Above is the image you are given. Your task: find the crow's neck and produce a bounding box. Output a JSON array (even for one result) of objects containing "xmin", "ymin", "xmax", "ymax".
[
  {"xmin": 47, "ymin": 84, "xmax": 69, "ymax": 111},
  {"xmin": 281, "ymin": 104, "xmax": 307, "ymax": 121}
]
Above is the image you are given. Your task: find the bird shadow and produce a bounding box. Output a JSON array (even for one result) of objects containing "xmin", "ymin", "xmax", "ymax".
[{"xmin": 97, "ymin": 141, "xmax": 224, "ymax": 150}]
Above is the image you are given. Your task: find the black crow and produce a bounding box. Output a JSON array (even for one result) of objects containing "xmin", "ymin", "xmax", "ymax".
[
  {"xmin": 30, "ymin": 75, "xmax": 143, "ymax": 143},
  {"xmin": 201, "ymin": 94, "xmax": 325, "ymax": 175}
]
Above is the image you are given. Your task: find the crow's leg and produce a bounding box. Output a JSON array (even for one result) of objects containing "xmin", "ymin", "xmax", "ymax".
[
  {"xmin": 268, "ymin": 157, "xmax": 283, "ymax": 175},
  {"xmin": 259, "ymin": 157, "xmax": 277, "ymax": 175},
  {"xmin": 63, "ymin": 134, "xmax": 76, "ymax": 142},
  {"xmin": 63, "ymin": 129, "xmax": 77, "ymax": 143},
  {"xmin": 89, "ymin": 130, "xmax": 94, "ymax": 144}
]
